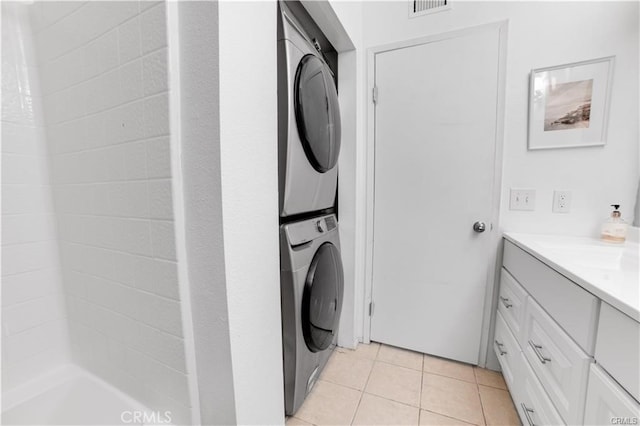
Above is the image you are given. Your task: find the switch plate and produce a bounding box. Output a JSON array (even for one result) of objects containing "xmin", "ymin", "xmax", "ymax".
[
  {"xmin": 553, "ymin": 190, "xmax": 572, "ymax": 213},
  {"xmin": 510, "ymin": 189, "xmax": 536, "ymax": 211}
]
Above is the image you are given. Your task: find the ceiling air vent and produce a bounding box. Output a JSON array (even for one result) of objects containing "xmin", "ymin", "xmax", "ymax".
[{"xmin": 409, "ymin": 0, "xmax": 451, "ymax": 18}]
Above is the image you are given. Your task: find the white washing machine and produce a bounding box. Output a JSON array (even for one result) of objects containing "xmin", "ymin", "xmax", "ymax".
[
  {"xmin": 280, "ymin": 213, "xmax": 344, "ymax": 415},
  {"xmin": 277, "ymin": 2, "xmax": 341, "ymax": 218}
]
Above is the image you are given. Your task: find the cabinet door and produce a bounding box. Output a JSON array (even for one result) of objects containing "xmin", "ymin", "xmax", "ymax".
[
  {"xmin": 522, "ymin": 297, "xmax": 591, "ymax": 424},
  {"xmin": 595, "ymin": 303, "xmax": 640, "ymax": 402},
  {"xmin": 584, "ymin": 364, "xmax": 640, "ymax": 426},
  {"xmin": 516, "ymin": 353, "xmax": 565, "ymax": 426},
  {"xmin": 498, "ymin": 268, "xmax": 527, "ymax": 339},
  {"xmin": 494, "ymin": 310, "xmax": 522, "ymax": 392}
]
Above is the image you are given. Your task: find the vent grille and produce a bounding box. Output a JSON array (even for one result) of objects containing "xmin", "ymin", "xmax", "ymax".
[{"xmin": 409, "ymin": 0, "xmax": 451, "ymax": 18}]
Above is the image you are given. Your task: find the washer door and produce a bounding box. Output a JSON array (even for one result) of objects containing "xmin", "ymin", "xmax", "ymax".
[
  {"xmin": 302, "ymin": 242, "xmax": 344, "ymax": 352},
  {"xmin": 294, "ymin": 54, "xmax": 341, "ymax": 173}
]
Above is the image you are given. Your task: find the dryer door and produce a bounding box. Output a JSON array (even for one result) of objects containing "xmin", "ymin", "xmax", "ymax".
[
  {"xmin": 302, "ymin": 242, "xmax": 344, "ymax": 352},
  {"xmin": 294, "ymin": 54, "xmax": 341, "ymax": 173}
]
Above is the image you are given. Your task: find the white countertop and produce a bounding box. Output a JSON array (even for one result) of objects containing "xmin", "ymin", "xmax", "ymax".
[{"xmin": 504, "ymin": 232, "xmax": 640, "ymax": 322}]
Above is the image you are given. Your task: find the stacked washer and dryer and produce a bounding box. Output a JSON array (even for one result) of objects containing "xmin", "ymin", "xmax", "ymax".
[{"xmin": 277, "ymin": 1, "xmax": 344, "ymax": 416}]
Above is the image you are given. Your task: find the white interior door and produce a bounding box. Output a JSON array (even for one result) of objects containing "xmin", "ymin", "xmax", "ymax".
[{"xmin": 371, "ymin": 25, "xmax": 504, "ymax": 364}]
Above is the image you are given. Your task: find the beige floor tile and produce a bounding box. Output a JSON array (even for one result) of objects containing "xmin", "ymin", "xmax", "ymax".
[
  {"xmin": 474, "ymin": 368, "xmax": 507, "ymax": 390},
  {"xmin": 320, "ymin": 350, "xmax": 374, "ymax": 390},
  {"xmin": 423, "ymin": 355, "xmax": 476, "ymax": 383},
  {"xmin": 365, "ymin": 361, "xmax": 422, "ymax": 407},
  {"xmin": 295, "ymin": 380, "xmax": 361, "ymax": 425},
  {"xmin": 377, "ymin": 344, "xmax": 423, "ymax": 371},
  {"xmin": 286, "ymin": 416, "xmax": 313, "ymax": 425},
  {"xmin": 421, "ymin": 373, "xmax": 484, "ymax": 425},
  {"xmin": 420, "ymin": 410, "xmax": 476, "ymax": 425},
  {"xmin": 352, "ymin": 393, "xmax": 420, "ymax": 425},
  {"xmin": 353, "ymin": 342, "xmax": 381, "ymax": 359},
  {"xmin": 478, "ymin": 385, "xmax": 519, "ymax": 426}
]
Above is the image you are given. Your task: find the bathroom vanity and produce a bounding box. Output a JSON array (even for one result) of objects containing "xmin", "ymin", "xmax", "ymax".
[{"xmin": 495, "ymin": 233, "xmax": 639, "ymax": 425}]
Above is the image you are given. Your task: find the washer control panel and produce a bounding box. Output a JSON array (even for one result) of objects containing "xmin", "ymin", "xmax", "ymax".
[{"xmin": 286, "ymin": 214, "xmax": 338, "ymax": 246}]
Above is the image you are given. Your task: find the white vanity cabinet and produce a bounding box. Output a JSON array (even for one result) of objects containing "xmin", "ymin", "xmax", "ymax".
[
  {"xmin": 496, "ymin": 236, "xmax": 640, "ymax": 426},
  {"xmin": 584, "ymin": 364, "xmax": 640, "ymax": 426}
]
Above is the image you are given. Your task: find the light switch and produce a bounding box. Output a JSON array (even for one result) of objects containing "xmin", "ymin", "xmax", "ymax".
[{"xmin": 510, "ymin": 189, "xmax": 536, "ymax": 211}]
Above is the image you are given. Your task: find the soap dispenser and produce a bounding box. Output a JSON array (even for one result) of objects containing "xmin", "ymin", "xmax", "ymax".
[{"xmin": 601, "ymin": 204, "xmax": 628, "ymax": 243}]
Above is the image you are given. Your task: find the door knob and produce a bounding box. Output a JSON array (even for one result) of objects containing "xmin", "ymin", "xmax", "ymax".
[{"xmin": 473, "ymin": 221, "xmax": 486, "ymax": 233}]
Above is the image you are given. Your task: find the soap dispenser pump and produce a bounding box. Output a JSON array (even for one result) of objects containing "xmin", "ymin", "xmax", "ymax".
[{"xmin": 601, "ymin": 204, "xmax": 628, "ymax": 243}]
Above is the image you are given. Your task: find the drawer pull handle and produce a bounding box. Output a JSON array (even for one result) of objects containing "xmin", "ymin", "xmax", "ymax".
[
  {"xmin": 528, "ymin": 340, "xmax": 551, "ymax": 364},
  {"xmin": 500, "ymin": 296, "xmax": 513, "ymax": 308},
  {"xmin": 521, "ymin": 403, "xmax": 536, "ymax": 426},
  {"xmin": 494, "ymin": 340, "xmax": 507, "ymax": 356}
]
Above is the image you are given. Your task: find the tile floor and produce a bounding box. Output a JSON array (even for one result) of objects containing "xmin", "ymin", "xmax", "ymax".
[{"xmin": 287, "ymin": 342, "xmax": 520, "ymax": 426}]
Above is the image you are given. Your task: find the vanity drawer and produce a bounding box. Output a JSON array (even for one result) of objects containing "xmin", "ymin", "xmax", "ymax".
[
  {"xmin": 494, "ymin": 310, "xmax": 522, "ymax": 391},
  {"xmin": 595, "ymin": 303, "xmax": 640, "ymax": 402},
  {"xmin": 498, "ymin": 268, "xmax": 527, "ymax": 339},
  {"xmin": 584, "ymin": 364, "xmax": 640, "ymax": 425},
  {"xmin": 515, "ymin": 352, "xmax": 565, "ymax": 426},
  {"xmin": 503, "ymin": 240, "xmax": 599, "ymax": 353},
  {"xmin": 522, "ymin": 296, "xmax": 591, "ymax": 425}
]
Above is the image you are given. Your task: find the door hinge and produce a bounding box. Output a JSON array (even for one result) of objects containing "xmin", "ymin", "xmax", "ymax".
[
  {"xmin": 372, "ymin": 86, "xmax": 378, "ymax": 104},
  {"xmin": 369, "ymin": 301, "xmax": 374, "ymax": 316}
]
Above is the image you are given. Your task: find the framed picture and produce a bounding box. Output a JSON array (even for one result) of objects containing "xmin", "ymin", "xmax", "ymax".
[{"xmin": 528, "ymin": 56, "xmax": 615, "ymax": 150}]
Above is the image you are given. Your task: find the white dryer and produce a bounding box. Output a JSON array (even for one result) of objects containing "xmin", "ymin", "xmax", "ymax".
[
  {"xmin": 280, "ymin": 213, "xmax": 344, "ymax": 415},
  {"xmin": 277, "ymin": 2, "xmax": 341, "ymax": 218}
]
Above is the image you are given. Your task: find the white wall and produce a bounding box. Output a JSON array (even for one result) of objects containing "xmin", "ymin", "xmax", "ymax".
[
  {"xmin": 173, "ymin": 1, "xmax": 237, "ymax": 424},
  {"xmin": 26, "ymin": 1, "xmax": 194, "ymax": 422},
  {"xmin": 217, "ymin": 1, "xmax": 285, "ymax": 423},
  {"xmin": 1, "ymin": 2, "xmax": 70, "ymax": 393},
  {"xmin": 330, "ymin": 1, "xmax": 366, "ymax": 349},
  {"xmin": 362, "ymin": 1, "xmax": 639, "ymax": 237}
]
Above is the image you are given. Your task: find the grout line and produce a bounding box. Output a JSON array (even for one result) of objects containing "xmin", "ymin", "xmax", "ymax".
[
  {"xmin": 38, "ymin": 7, "xmax": 142, "ymax": 63},
  {"xmin": 422, "ymin": 370, "xmax": 478, "ymax": 385},
  {"xmin": 31, "ymin": 2, "xmax": 89, "ymax": 36},
  {"xmin": 51, "ymin": 135, "xmax": 171, "ymax": 158},
  {"xmin": 45, "ymin": 89, "xmax": 169, "ymax": 128},
  {"xmin": 420, "ymin": 408, "xmax": 478, "ymax": 426},
  {"xmin": 419, "ymin": 352, "xmax": 425, "ymax": 411},
  {"xmin": 478, "ymin": 381, "xmax": 488, "ymax": 426},
  {"xmin": 60, "ymin": 241, "xmax": 177, "ymax": 265},
  {"xmin": 42, "ymin": 44, "xmax": 168, "ymax": 98},
  {"xmin": 72, "ymin": 268, "xmax": 181, "ymax": 303},
  {"xmin": 349, "ymin": 342, "xmax": 376, "ymax": 425},
  {"xmin": 374, "ymin": 357, "xmax": 423, "ymax": 372},
  {"xmin": 71, "ymin": 295, "xmax": 185, "ymax": 341},
  {"xmin": 52, "ymin": 176, "xmax": 172, "ymax": 185}
]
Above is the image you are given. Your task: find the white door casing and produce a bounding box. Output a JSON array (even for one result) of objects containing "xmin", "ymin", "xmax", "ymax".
[{"xmin": 365, "ymin": 22, "xmax": 507, "ymax": 365}]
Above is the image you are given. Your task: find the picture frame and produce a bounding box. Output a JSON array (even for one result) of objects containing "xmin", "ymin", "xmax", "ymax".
[{"xmin": 528, "ymin": 56, "xmax": 615, "ymax": 150}]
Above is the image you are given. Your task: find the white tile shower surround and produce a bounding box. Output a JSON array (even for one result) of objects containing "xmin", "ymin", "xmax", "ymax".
[
  {"xmin": 288, "ymin": 343, "xmax": 519, "ymax": 426},
  {"xmin": 2, "ymin": 1, "xmax": 71, "ymax": 395},
  {"xmin": 3, "ymin": 1, "xmax": 192, "ymax": 424}
]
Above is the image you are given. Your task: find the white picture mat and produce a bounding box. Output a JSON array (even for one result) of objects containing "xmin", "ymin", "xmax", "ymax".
[{"xmin": 528, "ymin": 57, "xmax": 614, "ymax": 150}]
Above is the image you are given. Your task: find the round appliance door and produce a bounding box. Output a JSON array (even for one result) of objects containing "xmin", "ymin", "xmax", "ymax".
[
  {"xmin": 294, "ymin": 54, "xmax": 341, "ymax": 173},
  {"xmin": 302, "ymin": 242, "xmax": 344, "ymax": 352}
]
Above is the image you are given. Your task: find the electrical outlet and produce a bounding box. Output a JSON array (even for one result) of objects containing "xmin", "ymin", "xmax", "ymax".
[
  {"xmin": 510, "ymin": 189, "xmax": 536, "ymax": 211},
  {"xmin": 553, "ymin": 190, "xmax": 572, "ymax": 213}
]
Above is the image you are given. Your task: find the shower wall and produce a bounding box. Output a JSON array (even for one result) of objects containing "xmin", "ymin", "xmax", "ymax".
[
  {"xmin": 22, "ymin": 1, "xmax": 192, "ymax": 422},
  {"xmin": 1, "ymin": 2, "xmax": 70, "ymax": 393}
]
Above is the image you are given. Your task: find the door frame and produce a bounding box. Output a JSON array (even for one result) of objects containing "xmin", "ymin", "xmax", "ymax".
[{"xmin": 362, "ymin": 21, "xmax": 509, "ymax": 368}]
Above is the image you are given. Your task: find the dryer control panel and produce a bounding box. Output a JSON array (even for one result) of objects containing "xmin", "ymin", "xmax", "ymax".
[{"xmin": 285, "ymin": 214, "xmax": 337, "ymax": 246}]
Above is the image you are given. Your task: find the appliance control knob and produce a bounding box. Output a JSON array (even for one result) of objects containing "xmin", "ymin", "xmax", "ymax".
[{"xmin": 316, "ymin": 220, "xmax": 324, "ymax": 233}]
